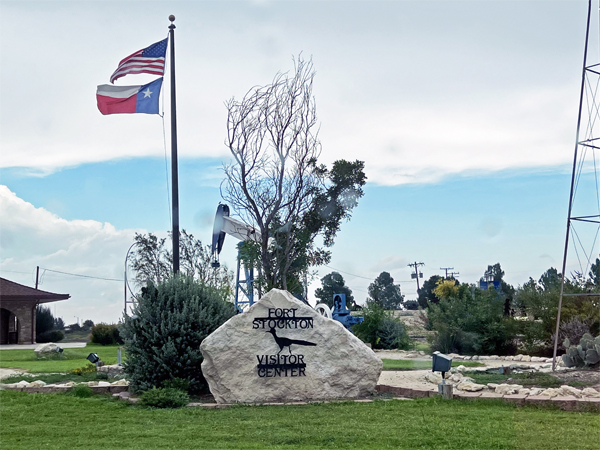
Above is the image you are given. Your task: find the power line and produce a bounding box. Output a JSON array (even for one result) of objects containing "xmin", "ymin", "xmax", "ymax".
[
  {"xmin": 323, "ymin": 265, "xmax": 414, "ymax": 283},
  {"xmin": 42, "ymin": 268, "xmax": 123, "ymax": 282},
  {"xmin": 323, "ymin": 265, "xmax": 373, "ymax": 281}
]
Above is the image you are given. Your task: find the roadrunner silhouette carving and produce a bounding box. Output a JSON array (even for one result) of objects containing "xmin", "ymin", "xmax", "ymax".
[{"xmin": 267, "ymin": 327, "xmax": 317, "ymax": 355}]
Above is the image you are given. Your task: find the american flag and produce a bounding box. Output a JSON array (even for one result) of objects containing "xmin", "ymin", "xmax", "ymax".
[{"xmin": 110, "ymin": 38, "xmax": 168, "ymax": 84}]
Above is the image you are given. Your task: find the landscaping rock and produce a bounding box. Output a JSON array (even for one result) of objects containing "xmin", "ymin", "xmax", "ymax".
[
  {"xmin": 518, "ymin": 388, "xmax": 531, "ymax": 396},
  {"xmin": 87, "ymin": 381, "xmax": 99, "ymax": 386},
  {"xmin": 581, "ymin": 388, "xmax": 600, "ymax": 398},
  {"xmin": 200, "ymin": 289, "xmax": 382, "ymax": 404},
  {"xmin": 448, "ymin": 373, "xmax": 462, "ymax": 383},
  {"xmin": 462, "ymin": 356, "xmax": 472, "ymax": 361},
  {"xmin": 34, "ymin": 343, "xmax": 60, "ymax": 355},
  {"xmin": 457, "ymin": 381, "xmax": 485, "ymax": 392},
  {"xmin": 487, "ymin": 383, "xmax": 499, "ymax": 390},
  {"xmin": 28, "ymin": 380, "xmax": 46, "ymax": 387},
  {"xmin": 495, "ymin": 384, "xmax": 521, "ymax": 395},
  {"xmin": 557, "ymin": 385, "xmax": 582, "ymax": 398},
  {"xmin": 424, "ymin": 372, "xmax": 443, "ymax": 384},
  {"xmin": 111, "ymin": 379, "xmax": 129, "ymax": 386},
  {"xmin": 539, "ymin": 388, "xmax": 560, "ymax": 398},
  {"xmin": 97, "ymin": 364, "xmax": 125, "ymax": 378}
]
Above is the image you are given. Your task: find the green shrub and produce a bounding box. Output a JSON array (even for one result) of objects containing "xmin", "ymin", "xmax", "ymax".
[
  {"xmin": 163, "ymin": 378, "xmax": 190, "ymax": 392},
  {"xmin": 403, "ymin": 300, "xmax": 419, "ymax": 310},
  {"xmin": 427, "ymin": 283, "xmax": 517, "ymax": 355},
  {"xmin": 352, "ymin": 303, "xmax": 410, "ymax": 349},
  {"xmin": 68, "ymin": 384, "xmax": 94, "ymax": 398},
  {"xmin": 139, "ymin": 387, "xmax": 190, "ymax": 408},
  {"xmin": 91, "ymin": 323, "xmax": 122, "ymax": 345},
  {"xmin": 120, "ymin": 275, "xmax": 236, "ymax": 395},
  {"xmin": 36, "ymin": 330, "xmax": 64, "ymax": 343}
]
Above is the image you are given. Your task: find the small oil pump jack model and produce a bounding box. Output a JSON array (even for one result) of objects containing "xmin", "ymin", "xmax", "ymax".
[{"xmin": 211, "ymin": 204, "xmax": 261, "ymax": 313}]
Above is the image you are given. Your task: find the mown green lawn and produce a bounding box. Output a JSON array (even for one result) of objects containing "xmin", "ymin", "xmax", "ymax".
[
  {"xmin": 1, "ymin": 391, "xmax": 598, "ymax": 450},
  {"xmin": 381, "ymin": 359, "xmax": 484, "ymax": 371},
  {"xmin": 468, "ymin": 371, "xmax": 596, "ymax": 389},
  {"xmin": 0, "ymin": 344, "xmax": 120, "ymax": 372}
]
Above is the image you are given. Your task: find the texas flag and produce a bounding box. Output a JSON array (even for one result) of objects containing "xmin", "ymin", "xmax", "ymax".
[{"xmin": 96, "ymin": 78, "xmax": 163, "ymax": 115}]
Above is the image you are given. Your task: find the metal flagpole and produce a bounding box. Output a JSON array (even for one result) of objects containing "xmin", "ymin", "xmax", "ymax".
[
  {"xmin": 552, "ymin": 0, "xmax": 592, "ymax": 371},
  {"xmin": 168, "ymin": 15, "xmax": 180, "ymax": 274}
]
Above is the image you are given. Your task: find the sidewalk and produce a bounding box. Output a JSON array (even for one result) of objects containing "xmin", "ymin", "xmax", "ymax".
[{"xmin": 0, "ymin": 342, "xmax": 88, "ymax": 350}]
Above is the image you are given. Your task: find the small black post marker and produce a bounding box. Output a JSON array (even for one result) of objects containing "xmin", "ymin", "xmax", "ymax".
[{"xmin": 169, "ymin": 15, "xmax": 180, "ymax": 274}]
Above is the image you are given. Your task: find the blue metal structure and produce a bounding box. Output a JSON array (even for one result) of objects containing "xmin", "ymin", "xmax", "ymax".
[
  {"xmin": 331, "ymin": 294, "xmax": 363, "ymax": 331},
  {"xmin": 234, "ymin": 242, "xmax": 255, "ymax": 313}
]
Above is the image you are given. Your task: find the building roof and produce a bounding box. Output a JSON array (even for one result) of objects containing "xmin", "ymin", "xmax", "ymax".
[{"xmin": 0, "ymin": 277, "xmax": 70, "ymax": 303}]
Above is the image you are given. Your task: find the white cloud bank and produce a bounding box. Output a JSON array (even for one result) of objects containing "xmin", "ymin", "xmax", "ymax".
[
  {"xmin": 0, "ymin": 1, "xmax": 585, "ymax": 184},
  {"xmin": 0, "ymin": 186, "xmax": 140, "ymax": 324}
]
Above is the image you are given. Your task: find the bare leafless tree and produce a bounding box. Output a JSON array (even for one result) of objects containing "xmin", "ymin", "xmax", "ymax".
[{"xmin": 222, "ymin": 56, "xmax": 324, "ymax": 291}]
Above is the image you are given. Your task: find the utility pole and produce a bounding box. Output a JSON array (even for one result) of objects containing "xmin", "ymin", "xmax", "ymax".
[
  {"xmin": 35, "ymin": 266, "xmax": 40, "ymax": 289},
  {"xmin": 449, "ymin": 271, "xmax": 460, "ymax": 279},
  {"xmin": 440, "ymin": 267, "xmax": 453, "ymax": 278},
  {"xmin": 408, "ymin": 262, "xmax": 425, "ymax": 291}
]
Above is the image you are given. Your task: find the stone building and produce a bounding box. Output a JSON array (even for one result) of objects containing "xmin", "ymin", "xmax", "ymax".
[{"xmin": 0, "ymin": 277, "xmax": 70, "ymax": 345}]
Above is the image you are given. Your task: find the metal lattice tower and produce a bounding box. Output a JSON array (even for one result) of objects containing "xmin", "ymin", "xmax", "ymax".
[{"xmin": 552, "ymin": 0, "xmax": 600, "ymax": 370}]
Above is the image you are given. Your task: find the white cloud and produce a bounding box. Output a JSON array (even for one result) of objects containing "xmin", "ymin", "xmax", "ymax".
[
  {"xmin": 0, "ymin": 186, "xmax": 141, "ymax": 324},
  {"xmin": 318, "ymin": 85, "xmax": 577, "ymax": 186},
  {"xmin": 0, "ymin": 1, "xmax": 584, "ymax": 185}
]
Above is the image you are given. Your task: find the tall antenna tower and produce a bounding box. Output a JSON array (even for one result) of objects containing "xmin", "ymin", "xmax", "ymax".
[{"xmin": 553, "ymin": 0, "xmax": 600, "ymax": 370}]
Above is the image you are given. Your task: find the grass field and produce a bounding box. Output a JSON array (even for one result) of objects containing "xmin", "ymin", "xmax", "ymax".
[
  {"xmin": 381, "ymin": 359, "xmax": 484, "ymax": 371},
  {"xmin": 0, "ymin": 344, "xmax": 120, "ymax": 372},
  {"xmin": 1, "ymin": 391, "xmax": 598, "ymax": 450},
  {"xmin": 468, "ymin": 371, "xmax": 596, "ymax": 389}
]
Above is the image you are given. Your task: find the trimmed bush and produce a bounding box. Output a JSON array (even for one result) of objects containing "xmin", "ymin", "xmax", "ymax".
[
  {"xmin": 36, "ymin": 330, "xmax": 64, "ymax": 343},
  {"xmin": 91, "ymin": 323, "xmax": 122, "ymax": 345},
  {"xmin": 352, "ymin": 302, "xmax": 410, "ymax": 350},
  {"xmin": 120, "ymin": 275, "xmax": 236, "ymax": 395},
  {"xmin": 139, "ymin": 387, "xmax": 190, "ymax": 408}
]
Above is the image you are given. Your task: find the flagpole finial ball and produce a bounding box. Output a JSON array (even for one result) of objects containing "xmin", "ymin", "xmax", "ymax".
[{"xmin": 169, "ymin": 15, "xmax": 175, "ymax": 22}]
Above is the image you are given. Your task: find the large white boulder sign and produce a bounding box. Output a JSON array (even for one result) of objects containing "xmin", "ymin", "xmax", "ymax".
[{"xmin": 200, "ymin": 289, "xmax": 382, "ymax": 404}]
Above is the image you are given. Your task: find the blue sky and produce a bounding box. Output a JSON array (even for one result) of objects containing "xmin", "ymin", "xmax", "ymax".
[{"xmin": 2, "ymin": 0, "xmax": 599, "ymax": 324}]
